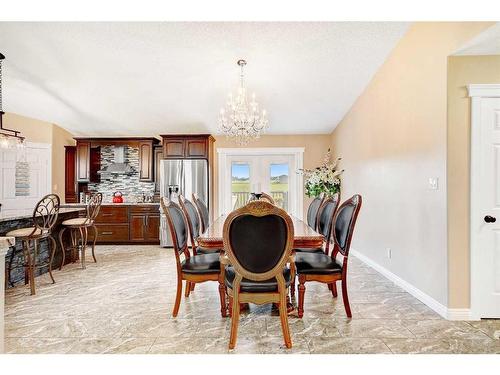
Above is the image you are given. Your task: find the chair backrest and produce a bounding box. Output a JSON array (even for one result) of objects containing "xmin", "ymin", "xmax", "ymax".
[
  {"xmin": 317, "ymin": 193, "xmax": 340, "ymax": 239},
  {"xmin": 178, "ymin": 195, "xmax": 201, "ymax": 249},
  {"xmin": 86, "ymin": 192, "xmax": 103, "ymax": 222},
  {"xmin": 333, "ymin": 194, "xmax": 362, "ymax": 257},
  {"xmin": 160, "ymin": 197, "xmax": 189, "ymax": 254},
  {"xmin": 32, "ymin": 194, "xmax": 60, "ymax": 232},
  {"xmin": 306, "ymin": 193, "xmax": 325, "ymax": 231},
  {"xmin": 259, "ymin": 192, "xmax": 275, "ymax": 205},
  {"xmin": 192, "ymin": 193, "xmax": 209, "ymax": 233},
  {"xmin": 223, "ymin": 200, "xmax": 294, "ymax": 281}
]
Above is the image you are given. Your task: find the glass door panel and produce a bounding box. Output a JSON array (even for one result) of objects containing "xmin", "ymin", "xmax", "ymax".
[
  {"xmin": 231, "ymin": 162, "xmax": 251, "ymax": 210},
  {"xmin": 270, "ymin": 163, "xmax": 289, "ymax": 211}
]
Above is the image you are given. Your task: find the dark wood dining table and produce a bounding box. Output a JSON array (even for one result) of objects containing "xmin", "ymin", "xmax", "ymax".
[{"xmin": 197, "ymin": 214, "xmax": 324, "ymax": 317}]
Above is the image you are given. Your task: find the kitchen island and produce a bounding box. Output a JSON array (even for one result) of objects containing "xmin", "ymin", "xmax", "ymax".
[{"xmin": 0, "ymin": 208, "xmax": 84, "ymax": 288}]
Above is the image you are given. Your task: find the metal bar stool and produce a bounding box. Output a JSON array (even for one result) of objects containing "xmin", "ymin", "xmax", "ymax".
[
  {"xmin": 6, "ymin": 194, "xmax": 61, "ymax": 295},
  {"xmin": 58, "ymin": 192, "xmax": 102, "ymax": 270}
]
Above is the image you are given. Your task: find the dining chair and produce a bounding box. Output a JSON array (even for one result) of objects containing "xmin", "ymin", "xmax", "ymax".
[
  {"xmin": 306, "ymin": 192, "xmax": 326, "ymax": 231},
  {"xmin": 58, "ymin": 192, "xmax": 102, "ymax": 270},
  {"xmin": 259, "ymin": 192, "xmax": 275, "ymax": 205},
  {"xmin": 192, "ymin": 193, "xmax": 210, "ymax": 233},
  {"xmin": 295, "ymin": 194, "xmax": 362, "ymax": 318},
  {"xmin": 161, "ymin": 197, "xmax": 225, "ymax": 317},
  {"xmin": 222, "ymin": 200, "xmax": 294, "ymax": 349},
  {"xmin": 6, "ymin": 194, "xmax": 60, "ymax": 295}
]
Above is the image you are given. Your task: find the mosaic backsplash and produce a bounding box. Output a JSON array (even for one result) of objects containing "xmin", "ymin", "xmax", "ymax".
[{"xmin": 88, "ymin": 145, "xmax": 155, "ymax": 202}]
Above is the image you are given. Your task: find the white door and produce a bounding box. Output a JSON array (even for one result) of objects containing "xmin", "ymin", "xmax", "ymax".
[
  {"xmin": 219, "ymin": 148, "xmax": 304, "ymax": 218},
  {"xmin": 471, "ymin": 92, "xmax": 500, "ymax": 319},
  {"xmin": 0, "ymin": 143, "xmax": 51, "ymax": 216}
]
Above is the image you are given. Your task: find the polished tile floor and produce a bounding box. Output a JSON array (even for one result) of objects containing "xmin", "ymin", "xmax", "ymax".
[{"xmin": 4, "ymin": 245, "xmax": 500, "ymax": 354}]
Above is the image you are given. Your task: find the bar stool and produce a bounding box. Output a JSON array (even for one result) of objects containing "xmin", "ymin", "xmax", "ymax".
[
  {"xmin": 58, "ymin": 192, "xmax": 102, "ymax": 270},
  {"xmin": 6, "ymin": 194, "xmax": 60, "ymax": 295}
]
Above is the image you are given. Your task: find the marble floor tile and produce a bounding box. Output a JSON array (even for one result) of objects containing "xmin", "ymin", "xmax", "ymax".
[{"xmin": 4, "ymin": 244, "xmax": 498, "ymax": 354}]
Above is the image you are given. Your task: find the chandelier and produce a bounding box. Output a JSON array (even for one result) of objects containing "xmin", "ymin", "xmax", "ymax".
[
  {"xmin": 0, "ymin": 53, "xmax": 25, "ymax": 150},
  {"xmin": 218, "ymin": 59, "xmax": 268, "ymax": 145}
]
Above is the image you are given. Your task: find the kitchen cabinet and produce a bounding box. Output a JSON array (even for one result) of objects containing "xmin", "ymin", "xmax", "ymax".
[
  {"xmin": 129, "ymin": 205, "xmax": 160, "ymax": 242},
  {"xmin": 153, "ymin": 145, "xmax": 163, "ymax": 193},
  {"xmin": 163, "ymin": 138, "xmax": 185, "ymax": 158},
  {"xmin": 138, "ymin": 140, "xmax": 154, "ymax": 182},
  {"xmin": 76, "ymin": 141, "xmax": 90, "ymax": 182},
  {"xmin": 64, "ymin": 146, "xmax": 77, "ymax": 203},
  {"xmin": 161, "ymin": 135, "xmax": 214, "ymax": 159}
]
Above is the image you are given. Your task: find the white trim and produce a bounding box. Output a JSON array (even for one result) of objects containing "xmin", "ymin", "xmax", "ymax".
[
  {"xmin": 468, "ymin": 84, "xmax": 500, "ymax": 97},
  {"xmin": 351, "ymin": 250, "xmax": 448, "ymax": 319},
  {"xmin": 447, "ymin": 309, "xmax": 472, "ymax": 321},
  {"xmin": 217, "ymin": 147, "xmax": 304, "ymax": 218},
  {"xmin": 468, "ymin": 84, "xmax": 500, "ymax": 320}
]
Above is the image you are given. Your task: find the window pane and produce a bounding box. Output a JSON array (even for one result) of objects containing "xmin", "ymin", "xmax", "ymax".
[
  {"xmin": 231, "ymin": 163, "xmax": 251, "ymax": 210},
  {"xmin": 270, "ymin": 163, "xmax": 289, "ymax": 211}
]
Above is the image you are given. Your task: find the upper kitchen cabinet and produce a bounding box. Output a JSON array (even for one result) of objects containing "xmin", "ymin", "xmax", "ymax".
[
  {"xmin": 138, "ymin": 140, "xmax": 156, "ymax": 182},
  {"xmin": 160, "ymin": 135, "xmax": 214, "ymax": 159},
  {"xmin": 75, "ymin": 141, "xmax": 100, "ymax": 183}
]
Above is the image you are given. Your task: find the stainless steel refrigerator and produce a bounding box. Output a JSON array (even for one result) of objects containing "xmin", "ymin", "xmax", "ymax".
[{"xmin": 159, "ymin": 159, "xmax": 208, "ymax": 247}]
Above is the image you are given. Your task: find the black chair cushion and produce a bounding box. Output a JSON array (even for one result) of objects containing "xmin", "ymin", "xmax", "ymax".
[
  {"xmin": 295, "ymin": 253, "xmax": 342, "ymax": 275},
  {"xmin": 293, "ymin": 247, "xmax": 325, "ymax": 254},
  {"xmin": 307, "ymin": 197, "xmax": 322, "ymax": 229},
  {"xmin": 196, "ymin": 246, "xmax": 221, "ymax": 254},
  {"xmin": 181, "ymin": 253, "xmax": 220, "ymax": 274},
  {"xmin": 225, "ymin": 266, "xmax": 291, "ymax": 292}
]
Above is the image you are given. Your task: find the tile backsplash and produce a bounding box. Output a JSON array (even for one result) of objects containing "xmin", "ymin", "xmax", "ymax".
[{"xmin": 88, "ymin": 145, "xmax": 155, "ymax": 202}]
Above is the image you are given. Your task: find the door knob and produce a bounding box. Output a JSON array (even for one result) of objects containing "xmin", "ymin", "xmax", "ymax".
[{"xmin": 484, "ymin": 215, "xmax": 497, "ymax": 223}]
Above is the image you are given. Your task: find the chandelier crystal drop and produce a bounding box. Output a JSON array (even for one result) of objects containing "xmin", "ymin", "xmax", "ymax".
[{"xmin": 218, "ymin": 59, "xmax": 268, "ymax": 146}]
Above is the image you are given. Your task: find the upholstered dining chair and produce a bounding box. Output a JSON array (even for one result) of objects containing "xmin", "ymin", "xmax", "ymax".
[
  {"xmin": 306, "ymin": 193, "xmax": 325, "ymax": 231},
  {"xmin": 295, "ymin": 194, "xmax": 362, "ymax": 318},
  {"xmin": 161, "ymin": 197, "xmax": 225, "ymax": 317},
  {"xmin": 222, "ymin": 200, "xmax": 294, "ymax": 349},
  {"xmin": 192, "ymin": 193, "xmax": 210, "ymax": 233},
  {"xmin": 259, "ymin": 192, "xmax": 275, "ymax": 205},
  {"xmin": 58, "ymin": 192, "xmax": 102, "ymax": 270},
  {"xmin": 6, "ymin": 194, "xmax": 60, "ymax": 295}
]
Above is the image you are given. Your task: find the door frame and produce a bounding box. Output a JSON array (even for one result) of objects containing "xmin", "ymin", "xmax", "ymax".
[
  {"xmin": 468, "ymin": 84, "xmax": 500, "ymax": 320},
  {"xmin": 217, "ymin": 147, "xmax": 304, "ymax": 218}
]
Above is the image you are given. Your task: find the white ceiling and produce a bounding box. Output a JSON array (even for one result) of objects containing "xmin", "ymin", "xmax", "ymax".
[
  {"xmin": 453, "ymin": 22, "xmax": 500, "ymax": 56},
  {"xmin": 0, "ymin": 22, "xmax": 408, "ymax": 136}
]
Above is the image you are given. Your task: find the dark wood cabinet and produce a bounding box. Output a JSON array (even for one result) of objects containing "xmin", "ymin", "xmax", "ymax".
[
  {"xmin": 154, "ymin": 145, "xmax": 163, "ymax": 193},
  {"xmin": 76, "ymin": 141, "xmax": 90, "ymax": 182},
  {"xmin": 185, "ymin": 138, "xmax": 208, "ymax": 158},
  {"xmin": 163, "ymin": 138, "xmax": 185, "ymax": 158},
  {"xmin": 129, "ymin": 206, "xmax": 160, "ymax": 242},
  {"xmin": 138, "ymin": 140, "xmax": 154, "ymax": 181},
  {"xmin": 161, "ymin": 135, "xmax": 214, "ymax": 159},
  {"xmin": 64, "ymin": 146, "xmax": 78, "ymax": 203},
  {"xmin": 129, "ymin": 214, "xmax": 146, "ymax": 241}
]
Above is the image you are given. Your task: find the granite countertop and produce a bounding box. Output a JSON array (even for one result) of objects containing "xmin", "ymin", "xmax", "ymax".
[{"xmin": 0, "ymin": 208, "xmax": 84, "ymax": 223}]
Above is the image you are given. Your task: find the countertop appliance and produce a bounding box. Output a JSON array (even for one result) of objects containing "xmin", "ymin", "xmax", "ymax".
[{"xmin": 159, "ymin": 159, "xmax": 208, "ymax": 247}]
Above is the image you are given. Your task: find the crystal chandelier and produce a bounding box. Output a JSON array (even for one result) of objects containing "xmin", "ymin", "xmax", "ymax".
[
  {"xmin": 0, "ymin": 52, "xmax": 25, "ymax": 150},
  {"xmin": 218, "ymin": 59, "xmax": 268, "ymax": 146}
]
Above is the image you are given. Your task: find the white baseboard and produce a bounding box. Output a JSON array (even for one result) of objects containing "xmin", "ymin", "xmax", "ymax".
[
  {"xmin": 351, "ymin": 249, "xmax": 450, "ymax": 319},
  {"xmin": 447, "ymin": 308, "xmax": 472, "ymax": 320}
]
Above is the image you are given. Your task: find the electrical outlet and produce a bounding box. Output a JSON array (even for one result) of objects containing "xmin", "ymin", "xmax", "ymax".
[
  {"xmin": 386, "ymin": 248, "xmax": 392, "ymax": 259},
  {"xmin": 428, "ymin": 177, "xmax": 439, "ymax": 190}
]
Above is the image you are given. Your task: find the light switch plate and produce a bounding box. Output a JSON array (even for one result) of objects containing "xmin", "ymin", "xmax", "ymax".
[{"xmin": 428, "ymin": 177, "xmax": 439, "ymax": 190}]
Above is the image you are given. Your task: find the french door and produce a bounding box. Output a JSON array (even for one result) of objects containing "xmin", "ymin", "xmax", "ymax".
[{"xmin": 218, "ymin": 148, "xmax": 304, "ymax": 218}]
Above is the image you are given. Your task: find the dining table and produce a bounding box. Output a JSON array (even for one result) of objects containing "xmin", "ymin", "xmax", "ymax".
[{"xmin": 197, "ymin": 214, "xmax": 324, "ymax": 317}]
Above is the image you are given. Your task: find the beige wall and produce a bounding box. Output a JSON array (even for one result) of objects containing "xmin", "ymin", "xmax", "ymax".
[
  {"xmin": 213, "ymin": 135, "xmax": 332, "ymax": 218},
  {"xmin": 3, "ymin": 112, "xmax": 75, "ymax": 201},
  {"xmin": 447, "ymin": 55, "xmax": 500, "ymax": 308},
  {"xmin": 330, "ymin": 22, "xmax": 493, "ymax": 307}
]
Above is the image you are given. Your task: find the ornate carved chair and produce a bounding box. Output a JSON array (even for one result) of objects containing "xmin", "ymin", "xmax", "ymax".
[
  {"xmin": 222, "ymin": 200, "xmax": 294, "ymax": 349},
  {"xmin": 192, "ymin": 193, "xmax": 210, "ymax": 233},
  {"xmin": 259, "ymin": 192, "xmax": 275, "ymax": 205},
  {"xmin": 58, "ymin": 192, "xmax": 102, "ymax": 270},
  {"xmin": 6, "ymin": 194, "xmax": 60, "ymax": 295},
  {"xmin": 306, "ymin": 193, "xmax": 326, "ymax": 231},
  {"xmin": 161, "ymin": 197, "xmax": 225, "ymax": 317},
  {"xmin": 295, "ymin": 195, "xmax": 362, "ymax": 318}
]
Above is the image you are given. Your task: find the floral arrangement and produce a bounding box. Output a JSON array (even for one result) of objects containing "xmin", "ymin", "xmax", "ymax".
[{"xmin": 299, "ymin": 149, "xmax": 343, "ymax": 198}]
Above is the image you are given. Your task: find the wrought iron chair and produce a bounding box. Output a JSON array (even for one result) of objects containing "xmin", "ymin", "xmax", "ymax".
[
  {"xmin": 6, "ymin": 194, "xmax": 60, "ymax": 295},
  {"xmin": 295, "ymin": 195, "xmax": 362, "ymax": 318},
  {"xmin": 161, "ymin": 197, "xmax": 225, "ymax": 318},
  {"xmin": 192, "ymin": 193, "xmax": 210, "ymax": 234},
  {"xmin": 58, "ymin": 192, "xmax": 102, "ymax": 270},
  {"xmin": 222, "ymin": 200, "xmax": 294, "ymax": 349}
]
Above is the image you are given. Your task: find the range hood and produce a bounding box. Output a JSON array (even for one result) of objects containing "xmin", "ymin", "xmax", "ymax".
[{"xmin": 97, "ymin": 146, "xmax": 135, "ymax": 175}]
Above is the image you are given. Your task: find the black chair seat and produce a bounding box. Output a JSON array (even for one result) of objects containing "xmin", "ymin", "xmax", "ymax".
[
  {"xmin": 293, "ymin": 247, "xmax": 325, "ymax": 254},
  {"xmin": 225, "ymin": 266, "xmax": 291, "ymax": 292},
  {"xmin": 181, "ymin": 253, "xmax": 220, "ymax": 274},
  {"xmin": 196, "ymin": 246, "xmax": 221, "ymax": 254},
  {"xmin": 295, "ymin": 252, "xmax": 342, "ymax": 275}
]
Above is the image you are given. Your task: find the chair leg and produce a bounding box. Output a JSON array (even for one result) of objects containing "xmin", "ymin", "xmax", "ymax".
[
  {"xmin": 279, "ymin": 289, "xmax": 292, "ymax": 348},
  {"xmin": 70, "ymin": 229, "xmax": 76, "ymax": 263},
  {"xmin": 48, "ymin": 236, "xmax": 56, "ymax": 284},
  {"xmin": 341, "ymin": 277, "xmax": 352, "ymax": 318},
  {"xmin": 228, "ymin": 293, "xmax": 240, "ymax": 350},
  {"xmin": 290, "ymin": 262, "xmax": 296, "ymax": 299},
  {"xmin": 228, "ymin": 295, "xmax": 233, "ymax": 317},
  {"xmin": 185, "ymin": 281, "xmax": 191, "ymax": 297},
  {"xmin": 298, "ymin": 275, "xmax": 306, "ymax": 318},
  {"xmin": 172, "ymin": 274, "xmax": 183, "ymax": 317},
  {"xmin": 25, "ymin": 240, "xmax": 36, "ymax": 295},
  {"xmin": 218, "ymin": 277, "xmax": 227, "ymax": 318},
  {"xmin": 91, "ymin": 225, "xmax": 98, "ymax": 263},
  {"xmin": 58, "ymin": 227, "xmax": 67, "ymax": 271},
  {"xmin": 331, "ymin": 282, "xmax": 337, "ymax": 298},
  {"xmin": 79, "ymin": 227, "xmax": 87, "ymax": 269}
]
